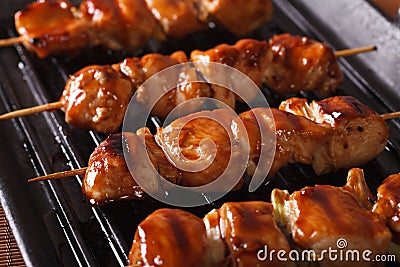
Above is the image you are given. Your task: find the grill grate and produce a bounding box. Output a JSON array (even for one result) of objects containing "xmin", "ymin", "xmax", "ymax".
[{"xmin": 0, "ymin": 0, "xmax": 399, "ymax": 266}]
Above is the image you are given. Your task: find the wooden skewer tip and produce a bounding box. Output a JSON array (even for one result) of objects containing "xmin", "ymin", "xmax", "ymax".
[
  {"xmin": 381, "ymin": 111, "xmax": 400, "ymax": 121},
  {"xmin": 0, "ymin": 101, "xmax": 63, "ymax": 120},
  {"xmin": 0, "ymin": 36, "xmax": 25, "ymax": 47},
  {"xmin": 28, "ymin": 167, "xmax": 87, "ymax": 182},
  {"xmin": 334, "ymin": 45, "xmax": 377, "ymax": 58}
]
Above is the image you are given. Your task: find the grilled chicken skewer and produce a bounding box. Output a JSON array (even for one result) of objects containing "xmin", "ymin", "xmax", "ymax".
[
  {"xmin": 272, "ymin": 168, "xmax": 393, "ymax": 267},
  {"xmin": 3, "ymin": 0, "xmax": 273, "ymax": 58},
  {"xmin": 278, "ymin": 96, "xmax": 390, "ymax": 175},
  {"xmin": 129, "ymin": 168, "xmax": 393, "ymax": 267},
  {"xmin": 129, "ymin": 202, "xmax": 294, "ymax": 267},
  {"xmin": 372, "ymin": 173, "xmax": 400, "ymax": 244},
  {"xmin": 1, "ymin": 35, "xmax": 377, "ymax": 133},
  {"xmin": 29, "ymin": 96, "xmax": 391, "ymax": 206}
]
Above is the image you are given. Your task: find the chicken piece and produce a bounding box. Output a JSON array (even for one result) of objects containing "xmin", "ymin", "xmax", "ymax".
[
  {"xmin": 144, "ymin": 0, "xmax": 205, "ymax": 38},
  {"xmin": 191, "ymin": 39, "xmax": 272, "ymax": 88},
  {"xmin": 80, "ymin": 0, "xmax": 158, "ymax": 51},
  {"xmin": 240, "ymin": 108, "xmax": 333, "ymax": 176},
  {"xmin": 372, "ymin": 173, "xmax": 400, "ymax": 242},
  {"xmin": 14, "ymin": 0, "xmax": 89, "ymax": 58},
  {"xmin": 83, "ymin": 127, "xmax": 185, "ymax": 206},
  {"xmin": 202, "ymin": 207, "xmax": 230, "ymax": 267},
  {"xmin": 191, "ymin": 39, "xmax": 271, "ymax": 106},
  {"xmin": 264, "ymin": 33, "xmax": 343, "ymax": 95},
  {"xmin": 83, "ymin": 133, "xmax": 147, "ymax": 206},
  {"xmin": 195, "ymin": 0, "xmax": 273, "ymax": 36},
  {"xmin": 204, "ymin": 201, "xmax": 295, "ymax": 267},
  {"xmin": 155, "ymin": 109, "xmax": 246, "ymax": 190},
  {"xmin": 271, "ymin": 168, "xmax": 392, "ymax": 267},
  {"xmin": 279, "ymin": 96, "xmax": 390, "ymax": 174},
  {"xmin": 136, "ymin": 127, "xmax": 181, "ymax": 185},
  {"xmin": 60, "ymin": 65, "xmax": 134, "ymax": 133},
  {"xmin": 129, "ymin": 208, "xmax": 211, "ymax": 267},
  {"xmin": 114, "ymin": 51, "xmax": 188, "ymax": 89},
  {"xmin": 115, "ymin": 52, "xmax": 213, "ymax": 118}
]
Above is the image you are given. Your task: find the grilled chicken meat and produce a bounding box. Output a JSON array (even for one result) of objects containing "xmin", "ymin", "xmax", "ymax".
[
  {"xmin": 13, "ymin": 0, "xmax": 273, "ymax": 58},
  {"xmin": 191, "ymin": 34, "xmax": 342, "ymax": 94},
  {"xmin": 191, "ymin": 39, "xmax": 272, "ymax": 88},
  {"xmin": 372, "ymin": 173, "xmax": 400, "ymax": 242},
  {"xmin": 127, "ymin": 169, "xmax": 397, "ymax": 267},
  {"xmin": 83, "ymin": 129, "xmax": 182, "ymax": 205},
  {"xmin": 195, "ymin": 0, "xmax": 273, "ymax": 36},
  {"xmin": 203, "ymin": 201, "xmax": 295, "ymax": 267},
  {"xmin": 83, "ymin": 132, "xmax": 146, "ymax": 205},
  {"xmin": 265, "ymin": 33, "xmax": 343, "ymax": 95},
  {"xmin": 272, "ymin": 168, "xmax": 392, "ymax": 267},
  {"xmin": 80, "ymin": 0, "xmax": 159, "ymax": 51},
  {"xmin": 61, "ymin": 50, "xmax": 238, "ymax": 132},
  {"xmin": 128, "ymin": 202, "xmax": 293, "ymax": 267},
  {"xmin": 240, "ymin": 108, "xmax": 333, "ymax": 176},
  {"xmin": 14, "ymin": 0, "xmax": 89, "ymax": 58},
  {"xmin": 113, "ymin": 51, "xmax": 188, "ymax": 88},
  {"xmin": 279, "ymin": 96, "xmax": 390, "ymax": 174},
  {"xmin": 112, "ymin": 51, "xmax": 209, "ymax": 118},
  {"xmin": 60, "ymin": 65, "xmax": 134, "ymax": 133},
  {"xmin": 129, "ymin": 208, "xmax": 211, "ymax": 267},
  {"xmin": 145, "ymin": 0, "xmax": 205, "ymax": 38},
  {"xmin": 156, "ymin": 109, "xmax": 246, "ymax": 190},
  {"xmin": 81, "ymin": 97, "xmax": 390, "ymax": 206},
  {"xmin": 3, "ymin": 36, "xmax": 348, "ymax": 133}
]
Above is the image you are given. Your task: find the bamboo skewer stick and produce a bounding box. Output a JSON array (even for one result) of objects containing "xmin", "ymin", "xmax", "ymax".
[
  {"xmin": 0, "ymin": 101, "xmax": 63, "ymax": 120},
  {"xmin": 334, "ymin": 45, "xmax": 376, "ymax": 57},
  {"xmin": 25, "ymin": 111, "xmax": 400, "ymax": 183},
  {"xmin": 380, "ymin": 111, "xmax": 400, "ymax": 121},
  {"xmin": 0, "ymin": 36, "xmax": 25, "ymax": 47},
  {"xmin": 28, "ymin": 167, "xmax": 87, "ymax": 182}
]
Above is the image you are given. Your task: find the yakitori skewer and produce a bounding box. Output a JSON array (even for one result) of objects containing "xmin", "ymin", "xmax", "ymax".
[
  {"xmin": 1, "ymin": 0, "xmax": 274, "ymax": 58},
  {"xmin": 26, "ymin": 96, "xmax": 394, "ymax": 206},
  {"xmin": 0, "ymin": 35, "xmax": 377, "ymax": 133},
  {"xmin": 127, "ymin": 168, "xmax": 396, "ymax": 267}
]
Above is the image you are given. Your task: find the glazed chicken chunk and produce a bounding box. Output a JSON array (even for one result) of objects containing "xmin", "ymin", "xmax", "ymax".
[
  {"xmin": 115, "ymin": 51, "xmax": 214, "ymax": 118},
  {"xmin": 145, "ymin": 0, "xmax": 205, "ymax": 38},
  {"xmin": 203, "ymin": 201, "xmax": 295, "ymax": 267},
  {"xmin": 60, "ymin": 65, "xmax": 134, "ymax": 133},
  {"xmin": 272, "ymin": 168, "xmax": 392, "ymax": 267},
  {"xmin": 80, "ymin": 0, "xmax": 158, "ymax": 51},
  {"xmin": 265, "ymin": 33, "xmax": 343, "ymax": 95},
  {"xmin": 240, "ymin": 108, "xmax": 333, "ymax": 176},
  {"xmin": 14, "ymin": 0, "xmax": 273, "ymax": 58},
  {"xmin": 195, "ymin": 0, "xmax": 273, "ymax": 36},
  {"xmin": 83, "ymin": 133, "xmax": 147, "ymax": 206},
  {"xmin": 191, "ymin": 39, "xmax": 272, "ymax": 88},
  {"xmin": 191, "ymin": 35, "xmax": 343, "ymax": 95},
  {"xmin": 155, "ymin": 109, "xmax": 247, "ymax": 190},
  {"xmin": 129, "ymin": 208, "xmax": 211, "ymax": 267},
  {"xmin": 280, "ymin": 96, "xmax": 390, "ymax": 174},
  {"xmin": 83, "ymin": 130, "xmax": 180, "ymax": 205},
  {"xmin": 14, "ymin": 0, "xmax": 89, "ymax": 58},
  {"xmin": 373, "ymin": 173, "xmax": 400, "ymax": 242}
]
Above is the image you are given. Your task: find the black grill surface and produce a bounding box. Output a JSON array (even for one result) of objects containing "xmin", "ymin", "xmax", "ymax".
[{"xmin": 0, "ymin": 0, "xmax": 399, "ymax": 266}]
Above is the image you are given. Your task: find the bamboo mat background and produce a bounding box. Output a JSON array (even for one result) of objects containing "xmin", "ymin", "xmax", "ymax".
[{"xmin": 0, "ymin": 205, "xmax": 25, "ymax": 267}]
